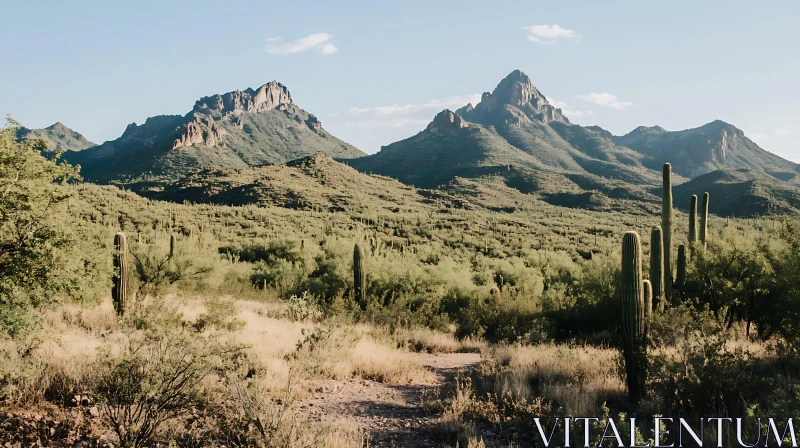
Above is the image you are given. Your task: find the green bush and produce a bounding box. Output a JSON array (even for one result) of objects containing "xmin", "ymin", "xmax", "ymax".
[{"xmin": 0, "ymin": 119, "xmax": 105, "ymax": 338}]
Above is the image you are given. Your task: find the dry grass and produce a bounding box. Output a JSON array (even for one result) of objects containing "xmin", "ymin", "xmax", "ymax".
[
  {"xmin": 7, "ymin": 295, "xmax": 437, "ymax": 403},
  {"xmin": 387, "ymin": 327, "xmax": 487, "ymax": 354},
  {"xmin": 479, "ymin": 343, "xmax": 626, "ymax": 416}
]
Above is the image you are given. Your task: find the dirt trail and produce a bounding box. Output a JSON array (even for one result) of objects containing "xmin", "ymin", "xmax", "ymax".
[{"xmin": 300, "ymin": 352, "xmax": 481, "ymax": 446}]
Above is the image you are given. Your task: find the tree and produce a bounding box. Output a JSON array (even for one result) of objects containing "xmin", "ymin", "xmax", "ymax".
[{"xmin": 0, "ymin": 117, "xmax": 83, "ymax": 337}]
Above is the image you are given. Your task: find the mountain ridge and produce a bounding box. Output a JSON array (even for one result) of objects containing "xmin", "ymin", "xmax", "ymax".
[
  {"xmin": 16, "ymin": 122, "xmax": 96, "ymax": 152},
  {"xmin": 348, "ymin": 70, "xmax": 662, "ymax": 200},
  {"xmin": 614, "ymin": 120, "xmax": 796, "ymax": 178},
  {"xmin": 64, "ymin": 81, "xmax": 364, "ymax": 186}
]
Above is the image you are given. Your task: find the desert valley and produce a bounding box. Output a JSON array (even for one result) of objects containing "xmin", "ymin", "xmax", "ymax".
[{"xmin": 2, "ymin": 68, "xmax": 800, "ymax": 447}]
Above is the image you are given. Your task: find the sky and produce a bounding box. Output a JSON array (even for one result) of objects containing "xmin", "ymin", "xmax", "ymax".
[{"xmin": 2, "ymin": 0, "xmax": 799, "ymax": 161}]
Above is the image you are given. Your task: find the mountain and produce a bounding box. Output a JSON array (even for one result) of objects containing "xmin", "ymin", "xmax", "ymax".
[
  {"xmin": 64, "ymin": 81, "xmax": 364, "ymax": 187},
  {"xmin": 614, "ymin": 120, "xmax": 796, "ymax": 178},
  {"xmin": 347, "ymin": 70, "xmax": 663, "ymax": 206},
  {"xmin": 673, "ymin": 169, "xmax": 800, "ymax": 217},
  {"xmin": 16, "ymin": 122, "xmax": 96, "ymax": 152}
]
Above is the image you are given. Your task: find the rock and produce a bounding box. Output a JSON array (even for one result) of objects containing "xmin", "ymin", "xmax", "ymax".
[
  {"xmin": 172, "ymin": 118, "xmax": 228, "ymax": 149},
  {"xmin": 426, "ymin": 110, "xmax": 467, "ymax": 135},
  {"xmin": 193, "ymin": 81, "xmax": 292, "ymax": 116},
  {"xmin": 173, "ymin": 81, "xmax": 296, "ymax": 149},
  {"xmin": 455, "ymin": 103, "xmax": 474, "ymax": 116},
  {"xmin": 468, "ymin": 69, "xmax": 570, "ymax": 125},
  {"xmin": 71, "ymin": 393, "xmax": 94, "ymax": 407}
]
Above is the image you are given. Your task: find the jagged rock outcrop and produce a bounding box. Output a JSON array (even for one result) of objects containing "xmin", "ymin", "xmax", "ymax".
[
  {"xmin": 305, "ymin": 115, "xmax": 323, "ymax": 133},
  {"xmin": 172, "ymin": 118, "xmax": 227, "ymax": 149},
  {"xmin": 173, "ymin": 81, "xmax": 298, "ymax": 149},
  {"xmin": 466, "ymin": 70, "xmax": 569, "ymax": 126},
  {"xmin": 426, "ymin": 110, "xmax": 467, "ymax": 135},
  {"xmin": 455, "ymin": 103, "xmax": 474, "ymax": 116},
  {"xmin": 194, "ymin": 81, "xmax": 293, "ymax": 116}
]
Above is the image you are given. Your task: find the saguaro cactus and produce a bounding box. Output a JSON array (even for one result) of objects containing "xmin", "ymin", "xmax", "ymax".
[
  {"xmin": 353, "ymin": 243, "xmax": 367, "ymax": 309},
  {"xmin": 649, "ymin": 226, "xmax": 665, "ymax": 312},
  {"xmin": 675, "ymin": 244, "xmax": 687, "ymax": 302},
  {"xmin": 688, "ymin": 195, "xmax": 698, "ymax": 258},
  {"xmin": 700, "ymin": 192, "xmax": 710, "ymax": 251},
  {"xmin": 113, "ymin": 232, "xmax": 128, "ymax": 316},
  {"xmin": 662, "ymin": 163, "xmax": 674, "ymax": 301},
  {"xmin": 169, "ymin": 234, "xmax": 176, "ymax": 259},
  {"xmin": 643, "ymin": 279, "xmax": 653, "ymax": 324},
  {"xmin": 621, "ymin": 231, "xmax": 646, "ymax": 404}
]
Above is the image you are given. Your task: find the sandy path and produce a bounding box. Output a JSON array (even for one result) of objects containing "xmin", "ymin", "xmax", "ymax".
[{"xmin": 299, "ymin": 352, "xmax": 481, "ymax": 446}]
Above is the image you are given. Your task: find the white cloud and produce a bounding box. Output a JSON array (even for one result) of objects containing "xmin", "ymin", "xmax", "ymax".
[
  {"xmin": 548, "ymin": 98, "xmax": 594, "ymax": 119},
  {"xmin": 320, "ymin": 43, "xmax": 339, "ymax": 55},
  {"xmin": 576, "ymin": 92, "xmax": 633, "ymax": 110},
  {"xmin": 265, "ymin": 33, "xmax": 338, "ymax": 55},
  {"xmin": 775, "ymin": 127, "xmax": 795, "ymax": 136},
  {"xmin": 521, "ymin": 24, "xmax": 579, "ymax": 44},
  {"xmin": 349, "ymin": 94, "xmax": 482, "ymax": 117},
  {"xmin": 266, "ymin": 37, "xmax": 282, "ymax": 42},
  {"xmin": 342, "ymin": 94, "xmax": 481, "ymax": 128},
  {"xmin": 328, "ymin": 112, "xmax": 340, "ymax": 117},
  {"xmin": 348, "ymin": 106, "xmax": 372, "ymax": 114}
]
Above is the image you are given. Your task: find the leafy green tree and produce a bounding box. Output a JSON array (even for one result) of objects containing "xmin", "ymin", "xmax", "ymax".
[{"xmin": 0, "ymin": 117, "xmax": 85, "ymax": 336}]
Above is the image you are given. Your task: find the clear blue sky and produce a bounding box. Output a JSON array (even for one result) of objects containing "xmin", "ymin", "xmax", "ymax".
[{"xmin": 2, "ymin": 0, "xmax": 799, "ymax": 161}]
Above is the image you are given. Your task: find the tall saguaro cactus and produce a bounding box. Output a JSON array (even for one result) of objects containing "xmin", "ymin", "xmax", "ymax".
[
  {"xmin": 649, "ymin": 226, "xmax": 665, "ymax": 312},
  {"xmin": 662, "ymin": 163, "xmax": 674, "ymax": 301},
  {"xmin": 113, "ymin": 232, "xmax": 129, "ymax": 316},
  {"xmin": 688, "ymin": 195, "xmax": 698, "ymax": 258},
  {"xmin": 700, "ymin": 192, "xmax": 710, "ymax": 252},
  {"xmin": 353, "ymin": 243, "xmax": 367, "ymax": 309},
  {"xmin": 675, "ymin": 244, "xmax": 687, "ymax": 302},
  {"xmin": 643, "ymin": 279, "xmax": 653, "ymax": 326},
  {"xmin": 621, "ymin": 231, "xmax": 646, "ymax": 404},
  {"xmin": 169, "ymin": 234, "xmax": 176, "ymax": 259}
]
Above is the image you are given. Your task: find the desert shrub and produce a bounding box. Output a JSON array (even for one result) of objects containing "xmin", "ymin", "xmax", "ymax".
[
  {"xmin": 192, "ymin": 296, "xmax": 245, "ymax": 332},
  {"xmin": 442, "ymin": 289, "xmax": 547, "ymax": 343},
  {"xmin": 302, "ymin": 252, "xmax": 348, "ymax": 304},
  {"xmin": 543, "ymin": 252, "xmax": 620, "ymax": 342},
  {"xmin": 281, "ymin": 292, "xmax": 323, "ymax": 323},
  {"xmin": 649, "ymin": 303, "xmax": 800, "ymax": 422},
  {"xmin": 130, "ymin": 236, "xmax": 214, "ymax": 296},
  {"xmin": 94, "ymin": 305, "xmax": 238, "ymax": 448}
]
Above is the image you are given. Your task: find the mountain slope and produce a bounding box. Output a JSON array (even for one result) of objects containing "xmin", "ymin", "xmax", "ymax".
[
  {"xmin": 673, "ymin": 169, "xmax": 800, "ymax": 216},
  {"xmin": 348, "ymin": 70, "xmax": 662, "ymax": 194},
  {"xmin": 64, "ymin": 82, "xmax": 364, "ymax": 186},
  {"xmin": 16, "ymin": 122, "xmax": 96, "ymax": 152},
  {"xmin": 615, "ymin": 121, "xmax": 796, "ymax": 178},
  {"xmin": 149, "ymin": 154, "xmax": 472, "ymax": 215}
]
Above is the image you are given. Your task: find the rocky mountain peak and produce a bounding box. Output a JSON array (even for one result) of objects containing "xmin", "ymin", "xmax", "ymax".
[
  {"xmin": 455, "ymin": 103, "xmax": 474, "ymax": 116},
  {"xmin": 46, "ymin": 122, "xmax": 70, "ymax": 132},
  {"xmin": 426, "ymin": 110, "xmax": 467, "ymax": 135},
  {"xmin": 469, "ymin": 70, "xmax": 569, "ymax": 126},
  {"xmin": 490, "ymin": 70, "xmax": 548, "ymax": 109},
  {"xmin": 16, "ymin": 121, "xmax": 96, "ymax": 152},
  {"xmin": 173, "ymin": 82, "xmax": 295, "ymax": 150},
  {"xmin": 193, "ymin": 81, "xmax": 293, "ymax": 117}
]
